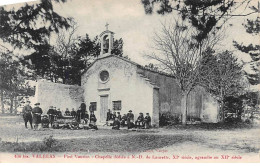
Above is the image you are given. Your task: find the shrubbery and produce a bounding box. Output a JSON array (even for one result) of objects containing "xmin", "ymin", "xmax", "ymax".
[{"xmin": 0, "ymin": 135, "xmax": 63, "ymax": 152}]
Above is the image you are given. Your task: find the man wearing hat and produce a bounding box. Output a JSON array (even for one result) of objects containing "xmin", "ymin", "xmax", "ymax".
[
  {"xmin": 32, "ymin": 103, "xmax": 43, "ymax": 130},
  {"xmin": 47, "ymin": 106, "xmax": 55, "ymax": 127},
  {"xmin": 126, "ymin": 110, "xmax": 134, "ymax": 129},
  {"xmin": 22, "ymin": 101, "xmax": 33, "ymax": 129}
]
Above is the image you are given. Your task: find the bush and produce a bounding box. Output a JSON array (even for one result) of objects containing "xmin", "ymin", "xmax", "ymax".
[
  {"xmin": 0, "ymin": 135, "xmax": 63, "ymax": 152},
  {"xmin": 159, "ymin": 112, "xmax": 181, "ymax": 126}
]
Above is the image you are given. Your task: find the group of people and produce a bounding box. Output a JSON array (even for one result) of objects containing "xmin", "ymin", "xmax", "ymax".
[
  {"xmin": 47, "ymin": 103, "xmax": 98, "ymax": 129},
  {"xmin": 22, "ymin": 101, "xmax": 43, "ymax": 130},
  {"xmin": 22, "ymin": 101, "xmax": 152, "ymax": 130},
  {"xmin": 106, "ymin": 109, "xmax": 151, "ymax": 130}
]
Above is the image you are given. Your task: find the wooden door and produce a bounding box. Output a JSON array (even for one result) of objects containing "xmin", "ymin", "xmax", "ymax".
[{"xmin": 100, "ymin": 95, "xmax": 108, "ymax": 122}]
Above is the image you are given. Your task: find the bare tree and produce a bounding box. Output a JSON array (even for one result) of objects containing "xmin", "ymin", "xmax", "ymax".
[
  {"xmin": 146, "ymin": 19, "xmax": 224, "ymax": 124},
  {"xmin": 50, "ymin": 20, "xmax": 79, "ymax": 84}
]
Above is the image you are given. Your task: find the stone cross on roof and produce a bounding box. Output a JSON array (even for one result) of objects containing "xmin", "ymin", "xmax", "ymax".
[{"xmin": 105, "ymin": 22, "xmax": 109, "ymax": 30}]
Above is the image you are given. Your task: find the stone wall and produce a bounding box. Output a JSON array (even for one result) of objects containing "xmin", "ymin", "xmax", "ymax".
[{"xmin": 35, "ymin": 80, "xmax": 84, "ymax": 114}]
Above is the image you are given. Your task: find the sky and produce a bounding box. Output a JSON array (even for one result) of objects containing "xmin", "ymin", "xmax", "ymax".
[{"xmin": 0, "ymin": 0, "xmax": 259, "ymax": 66}]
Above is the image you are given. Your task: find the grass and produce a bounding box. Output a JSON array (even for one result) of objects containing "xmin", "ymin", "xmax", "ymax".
[{"xmin": 0, "ymin": 116, "xmax": 259, "ymax": 154}]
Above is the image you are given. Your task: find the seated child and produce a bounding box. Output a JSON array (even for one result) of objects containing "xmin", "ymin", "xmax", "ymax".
[
  {"xmin": 135, "ymin": 113, "xmax": 144, "ymax": 128},
  {"xmin": 144, "ymin": 113, "xmax": 151, "ymax": 129},
  {"xmin": 112, "ymin": 117, "xmax": 120, "ymax": 130}
]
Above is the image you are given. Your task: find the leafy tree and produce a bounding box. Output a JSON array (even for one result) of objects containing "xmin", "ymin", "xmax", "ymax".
[
  {"xmin": 0, "ymin": 49, "xmax": 34, "ymax": 114},
  {"xmin": 111, "ymin": 38, "xmax": 124, "ymax": 57},
  {"xmin": 141, "ymin": 0, "xmax": 255, "ymax": 43},
  {"xmin": 233, "ymin": 8, "xmax": 259, "ymax": 85},
  {"xmin": 0, "ymin": 0, "xmax": 71, "ymax": 49},
  {"xmin": 199, "ymin": 50, "xmax": 244, "ymax": 122},
  {"xmin": 0, "ymin": 0, "xmax": 71, "ymax": 113}
]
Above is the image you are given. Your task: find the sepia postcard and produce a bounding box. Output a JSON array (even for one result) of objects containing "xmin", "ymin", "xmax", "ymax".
[{"xmin": 0, "ymin": 0, "xmax": 259, "ymax": 163}]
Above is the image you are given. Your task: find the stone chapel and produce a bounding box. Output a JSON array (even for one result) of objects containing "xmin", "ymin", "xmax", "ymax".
[{"xmin": 35, "ymin": 28, "xmax": 219, "ymax": 126}]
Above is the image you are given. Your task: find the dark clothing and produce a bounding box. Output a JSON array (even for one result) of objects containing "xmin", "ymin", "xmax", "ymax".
[
  {"xmin": 57, "ymin": 111, "xmax": 62, "ymax": 117},
  {"xmin": 127, "ymin": 113, "xmax": 134, "ymax": 121},
  {"xmin": 47, "ymin": 109, "xmax": 55, "ymax": 115},
  {"xmin": 126, "ymin": 112, "xmax": 134, "ymax": 128},
  {"xmin": 135, "ymin": 115, "xmax": 144, "ymax": 127},
  {"xmin": 89, "ymin": 124, "xmax": 98, "ymax": 130},
  {"xmin": 111, "ymin": 113, "xmax": 117, "ymax": 120},
  {"xmin": 128, "ymin": 122, "xmax": 135, "ymax": 129},
  {"xmin": 144, "ymin": 115, "xmax": 151, "ymax": 123},
  {"xmin": 90, "ymin": 114, "xmax": 97, "ymax": 122},
  {"xmin": 53, "ymin": 109, "xmax": 58, "ymax": 116},
  {"xmin": 22, "ymin": 105, "xmax": 33, "ymax": 128},
  {"xmin": 106, "ymin": 112, "xmax": 112, "ymax": 121},
  {"xmin": 144, "ymin": 115, "xmax": 151, "ymax": 128},
  {"xmin": 137, "ymin": 115, "xmax": 144, "ymax": 122},
  {"xmin": 112, "ymin": 120, "xmax": 120, "ymax": 130},
  {"xmin": 80, "ymin": 103, "xmax": 86, "ymax": 112},
  {"xmin": 22, "ymin": 105, "xmax": 32, "ymax": 114},
  {"xmin": 32, "ymin": 107, "xmax": 43, "ymax": 124},
  {"xmin": 84, "ymin": 113, "xmax": 89, "ymax": 120},
  {"xmin": 117, "ymin": 114, "xmax": 122, "ymax": 121},
  {"xmin": 41, "ymin": 116, "xmax": 49, "ymax": 128},
  {"xmin": 71, "ymin": 110, "xmax": 76, "ymax": 117},
  {"xmin": 76, "ymin": 109, "xmax": 81, "ymax": 122},
  {"xmin": 23, "ymin": 113, "xmax": 32, "ymax": 129},
  {"xmin": 47, "ymin": 109, "xmax": 55, "ymax": 125},
  {"xmin": 80, "ymin": 103, "xmax": 86, "ymax": 120},
  {"xmin": 65, "ymin": 110, "xmax": 70, "ymax": 115},
  {"xmin": 121, "ymin": 115, "xmax": 127, "ymax": 126},
  {"xmin": 81, "ymin": 111, "xmax": 86, "ymax": 120}
]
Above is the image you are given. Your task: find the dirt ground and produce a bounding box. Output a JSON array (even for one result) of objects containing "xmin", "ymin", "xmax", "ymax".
[{"xmin": 0, "ymin": 115, "xmax": 259, "ymax": 159}]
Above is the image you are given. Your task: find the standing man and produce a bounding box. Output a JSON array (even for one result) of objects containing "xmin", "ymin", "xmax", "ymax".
[
  {"xmin": 117, "ymin": 112, "xmax": 122, "ymax": 121},
  {"xmin": 22, "ymin": 101, "xmax": 33, "ymax": 129},
  {"xmin": 76, "ymin": 106, "xmax": 81, "ymax": 122},
  {"xmin": 127, "ymin": 110, "xmax": 134, "ymax": 129},
  {"xmin": 80, "ymin": 103, "xmax": 86, "ymax": 122},
  {"xmin": 32, "ymin": 103, "xmax": 43, "ymax": 130},
  {"xmin": 47, "ymin": 106, "xmax": 55, "ymax": 127},
  {"xmin": 105, "ymin": 109, "xmax": 112, "ymax": 126}
]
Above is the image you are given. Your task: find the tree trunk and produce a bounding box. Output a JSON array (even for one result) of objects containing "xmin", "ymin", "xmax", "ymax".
[
  {"xmin": 220, "ymin": 100, "xmax": 225, "ymax": 123},
  {"xmin": 181, "ymin": 93, "xmax": 188, "ymax": 125},
  {"xmin": 14, "ymin": 96, "xmax": 17, "ymax": 115},
  {"xmin": 219, "ymin": 87, "xmax": 225, "ymax": 123},
  {"xmin": 1, "ymin": 89, "xmax": 4, "ymax": 114},
  {"xmin": 10, "ymin": 96, "xmax": 13, "ymax": 114}
]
